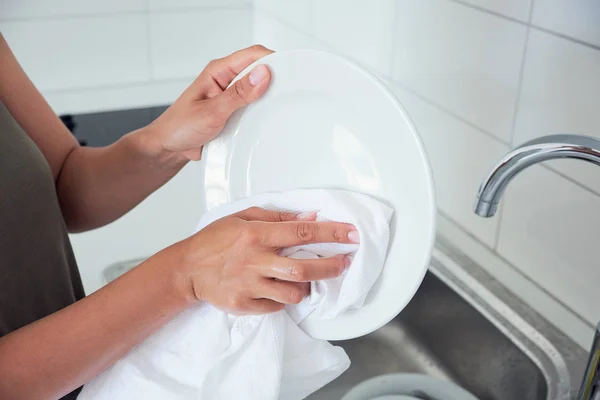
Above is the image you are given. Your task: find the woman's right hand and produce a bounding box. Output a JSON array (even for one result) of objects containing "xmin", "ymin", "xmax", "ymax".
[{"xmin": 167, "ymin": 207, "xmax": 359, "ymax": 315}]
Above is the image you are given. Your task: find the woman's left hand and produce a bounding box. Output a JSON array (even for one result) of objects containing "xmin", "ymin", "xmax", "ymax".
[{"xmin": 148, "ymin": 45, "xmax": 273, "ymax": 162}]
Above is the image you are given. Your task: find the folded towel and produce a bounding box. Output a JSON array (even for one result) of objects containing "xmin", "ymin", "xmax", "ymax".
[{"xmin": 78, "ymin": 189, "xmax": 393, "ymax": 400}]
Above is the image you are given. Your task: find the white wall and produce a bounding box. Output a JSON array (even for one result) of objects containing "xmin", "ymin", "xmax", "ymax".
[
  {"xmin": 0, "ymin": 0, "xmax": 252, "ymax": 292},
  {"xmin": 252, "ymin": 0, "xmax": 600, "ymax": 347},
  {"xmin": 3, "ymin": 0, "xmax": 600, "ymax": 348},
  {"xmin": 0, "ymin": 0, "xmax": 252, "ymax": 114}
]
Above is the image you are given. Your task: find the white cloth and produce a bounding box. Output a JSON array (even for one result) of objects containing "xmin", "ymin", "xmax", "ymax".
[{"xmin": 78, "ymin": 189, "xmax": 393, "ymax": 400}]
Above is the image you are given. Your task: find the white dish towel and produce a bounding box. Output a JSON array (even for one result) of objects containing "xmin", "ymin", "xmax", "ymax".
[{"xmin": 78, "ymin": 189, "xmax": 393, "ymax": 400}]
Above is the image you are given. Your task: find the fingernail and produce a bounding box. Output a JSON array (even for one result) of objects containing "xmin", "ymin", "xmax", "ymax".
[
  {"xmin": 348, "ymin": 230, "xmax": 360, "ymax": 243},
  {"xmin": 249, "ymin": 64, "xmax": 268, "ymax": 86},
  {"xmin": 297, "ymin": 211, "xmax": 316, "ymax": 220}
]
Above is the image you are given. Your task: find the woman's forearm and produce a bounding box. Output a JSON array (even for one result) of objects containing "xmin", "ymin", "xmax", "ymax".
[
  {"xmin": 2, "ymin": 35, "xmax": 272, "ymax": 233},
  {"xmin": 0, "ymin": 204, "xmax": 358, "ymax": 400},
  {"xmin": 0, "ymin": 246, "xmax": 191, "ymax": 400},
  {"xmin": 57, "ymin": 125, "xmax": 188, "ymax": 232},
  {"xmin": 1, "ymin": 34, "xmax": 188, "ymax": 232}
]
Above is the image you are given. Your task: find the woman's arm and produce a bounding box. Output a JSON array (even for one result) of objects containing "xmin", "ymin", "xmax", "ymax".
[
  {"xmin": 0, "ymin": 247, "xmax": 188, "ymax": 399},
  {"xmin": 0, "ymin": 34, "xmax": 272, "ymax": 232},
  {"xmin": 0, "ymin": 209, "xmax": 356, "ymax": 400}
]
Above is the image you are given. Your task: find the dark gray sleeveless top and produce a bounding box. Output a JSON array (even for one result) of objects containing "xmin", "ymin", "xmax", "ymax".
[{"xmin": 0, "ymin": 102, "xmax": 85, "ymax": 399}]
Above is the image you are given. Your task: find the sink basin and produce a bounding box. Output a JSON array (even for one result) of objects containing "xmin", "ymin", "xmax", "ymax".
[{"xmin": 308, "ymin": 239, "xmax": 585, "ymax": 400}]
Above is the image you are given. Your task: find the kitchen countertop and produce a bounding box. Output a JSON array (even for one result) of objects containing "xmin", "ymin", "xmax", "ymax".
[{"xmin": 59, "ymin": 104, "xmax": 169, "ymax": 147}]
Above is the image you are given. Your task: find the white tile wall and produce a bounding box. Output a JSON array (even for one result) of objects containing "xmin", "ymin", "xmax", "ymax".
[
  {"xmin": 149, "ymin": 0, "xmax": 250, "ymax": 11},
  {"xmin": 253, "ymin": 0, "xmax": 312, "ymax": 33},
  {"xmin": 252, "ymin": 9, "xmax": 312, "ymax": 51},
  {"xmin": 0, "ymin": 1, "xmax": 254, "ymax": 292},
  {"xmin": 1, "ymin": 15, "xmax": 150, "ymax": 91},
  {"xmin": 45, "ymin": 79, "xmax": 192, "ymax": 115},
  {"xmin": 393, "ymin": 0, "xmax": 527, "ymax": 142},
  {"xmin": 498, "ymin": 165, "xmax": 600, "ymax": 324},
  {"xmin": 0, "ymin": 0, "xmax": 253, "ymax": 111},
  {"xmin": 514, "ymin": 29, "xmax": 600, "ymax": 194},
  {"xmin": 71, "ymin": 161, "xmax": 207, "ymax": 293},
  {"xmin": 388, "ymin": 83, "xmax": 508, "ymax": 247},
  {"xmin": 456, "ymin": 0, "xmax": 532, "ymax": 22},
  {"xmin": 149, "ymin": 8, "xmax": 252, "ymax": 80},
  {"xmin": 4, "ymin": 0, "xmax": 600, "ymax": 344},
  {"xmin": 532, "ymin": 0, "xmax": 600, "ymax": 48},
  {"xmin": 311, "ymin": 0, "xmax": 395, "ymax": 76},
  {"xmin": 0, "ymin": 0, "xmax": 145, "ymax": 19},
  {"xmin": 255, "ymin": 0, "xmax": 600, "ymax": 339}
]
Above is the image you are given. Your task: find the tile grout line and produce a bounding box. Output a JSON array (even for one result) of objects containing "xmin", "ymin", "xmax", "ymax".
[
  {"xmin": 387, "ymin": 80, "xmax": 511, "ymax": 147},
  {"xmin": 0, "ymin": 5, "xmax": 251, "ymax": 23},
  {"xmin": 508, "ymin": 0, "xmax": 535, "ymax": 148},
  {"xmin": 389, "ymin": 0, "xmax": 399, "ymax": 80},
  {"xmin": 43, "ymin": 76, "xmax": 195, "ymax": 96},
  {"xmin": 0, "ymin": 9, "xmax": 144, "ymax": 23},
  {"xmin": 540, "ymin": 163, "xmax": 600, "ymax": 198},
  {"xmin": 528, "ymin": 0, "xmax": 536, "ymax": 23},
  {"xmin": 491, "ymin": 201, "xmax": 505, "ymax": 251},
  {"xmin": 146, "ymin": 4, "xmax": 252, "ymax": 17},
  {"xmin": 495, "ymin": 0, "xmax": 529, "ymax": 249},
  {"xmin": 492, "ymin": 0, "xmax": 535, "ymax": 249},
  {"xmin": 531, "ymin": 23, "xmax": 600, "ymax": 52},
  {"xmin": 254, "ymin": 7, "xmax": 319, "ymax": 45},
  {"xmin": 444, "ymin": 0, "xmax": 600, "ymax": 53},
  {"xmin": 438, "ymin": 210, "xmax": 596, "ymax": 330},
  {"xmin": 145, "ymin": 0, "xmax": 154, "ymax": 81},
  {"xmin": 446, "ymin": 0, "xmax": 527, "ymax": 25}
]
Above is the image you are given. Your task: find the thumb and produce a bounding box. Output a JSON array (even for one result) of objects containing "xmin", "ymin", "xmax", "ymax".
[{"xmin": 212, "ymin": 64, "xmax": 271, "ymax": 119}]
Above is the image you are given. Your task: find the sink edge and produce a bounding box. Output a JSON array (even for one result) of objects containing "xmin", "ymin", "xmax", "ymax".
[{"xmin": 432, "ymin": 237, "xmax": 586, "ymax": 399}]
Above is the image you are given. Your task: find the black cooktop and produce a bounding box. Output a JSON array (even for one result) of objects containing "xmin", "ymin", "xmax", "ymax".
[{"xmin": 60, "ymin": 105, "xmax": 169, "ymax": 147}]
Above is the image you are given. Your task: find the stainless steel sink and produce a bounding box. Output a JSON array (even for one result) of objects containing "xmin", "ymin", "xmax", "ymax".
[{"xmin": 308, "ymin": 238, "xmax": 587, "ymax": 400}]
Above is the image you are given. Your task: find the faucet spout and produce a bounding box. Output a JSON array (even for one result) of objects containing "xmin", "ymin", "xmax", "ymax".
[
  {"xmin": 474, "ymin": 133, "xmax": 600, "ymax": 400},
  {"xmin": 474, "ymin": 134, "xmax": 600, "ymax": 218}
]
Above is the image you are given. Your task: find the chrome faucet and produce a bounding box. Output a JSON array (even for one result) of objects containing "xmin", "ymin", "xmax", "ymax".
[{"xmin": 473, "ymin": 134, "xmax": 600, "ymax": 400}]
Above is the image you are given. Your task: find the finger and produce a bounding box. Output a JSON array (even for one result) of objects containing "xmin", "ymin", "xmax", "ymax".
[
  {"xmin": 241, "ymin": 299, "xmax": 285, "ymax": 315},
  {"xmin": 263, "ymin": 254, "xmax": 349, "ymax": 282},
  {"xmin": 183, "ymin": 44, "xmax": 274, "ymax": 101},
  {"xmin": 258, "ymin": 221, "xmax": 360, "ymax": 248},
  {"xmin": 236, "ymin": 207, "xmax": 317, "ymax": 222},
  {"xmin": 209, "ymin": 44, "xmax": 274, "ymax": 88},
  {"xmin": 254, "ymin": 280, "xmax": 310, "ymax": 304},
  {"xmin": 208, "ymin": 64, "xmax": 270, "ymax": 120}
]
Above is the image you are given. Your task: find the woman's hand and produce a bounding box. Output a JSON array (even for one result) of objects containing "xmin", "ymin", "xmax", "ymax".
[
  {"xmin": 169, "ymin": 207, "xmax": 359, "ymax": 315},
  {"xmin": 147, "ymin": 45, "xmax": 274, "ymax": 162}
]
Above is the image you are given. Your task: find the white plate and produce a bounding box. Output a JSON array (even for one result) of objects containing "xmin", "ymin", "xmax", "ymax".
[{"xmin": 200, "ymin": 49, "xmax": 436, "ymax": 340}]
